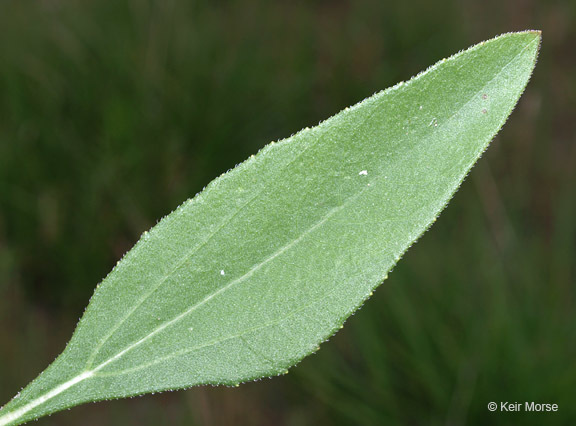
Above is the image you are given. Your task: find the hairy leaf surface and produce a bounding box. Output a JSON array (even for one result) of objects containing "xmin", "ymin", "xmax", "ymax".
[{"xmin": 0, "ymin": 31, "xmax": 540, "ymax": 425}]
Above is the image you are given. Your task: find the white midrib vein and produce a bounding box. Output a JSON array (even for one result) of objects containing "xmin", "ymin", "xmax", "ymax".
[
  {"xmin": 84, "ymin": 147, "xmax": 313, "ymax": 367},
  {"xmin": 87, "ymin": 33, "xmax": 538, "ymax": 378},
  {"xmin": 85, "ymin": 95, "xmax": 367, "ymax": 369},
  {"xmin": 0, "ymin": 372, "xmax": 92, "ymax": 426},
  {"xmin": 87, "ymin": 35, "xmax": 537, "ymax": 372},
  {"xmin": 0, "ymin": 88, "xmax": 382, "ymax": 426},
  {"xmin": 94, "ymin": 201, "xmax": 343, "ymax": 371},
  {"xmin": 0, "ymin": 110, "xmax": 376, "ymax": 426},
  {"xmin": 0, "ymin": 35, "xmax": 537, "ymax": 426},
  {"xmin": 0, "ymin": 197, "xmax": 348, "ymax": 426}
]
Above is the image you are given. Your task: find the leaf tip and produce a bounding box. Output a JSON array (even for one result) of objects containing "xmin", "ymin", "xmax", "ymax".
[{"xmin": 521, "ymin": 29, "xmax": 542, "ymax": 47}]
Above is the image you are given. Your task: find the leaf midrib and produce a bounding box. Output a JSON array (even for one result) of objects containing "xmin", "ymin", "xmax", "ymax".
[
  {"xmin": 84, "ymin": 79, "xmax": 390, "ymax": 369},
  {"xmin": 0, "ymin": 35, "xmax": 539, "ymax": 426},
  {"xmin": 85, "ymin": 35, "xmax": 537, "ymax": 377}
]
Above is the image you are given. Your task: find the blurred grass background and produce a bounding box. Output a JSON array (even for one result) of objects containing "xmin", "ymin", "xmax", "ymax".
[{"xmin": 0, "ymin": 0, "xmax": 574, "ymax": 425}]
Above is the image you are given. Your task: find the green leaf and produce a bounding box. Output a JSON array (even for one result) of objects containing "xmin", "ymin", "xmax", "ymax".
[{"xmin": 0, "ymin": 30, "xmax": 540, "ymax": 425}]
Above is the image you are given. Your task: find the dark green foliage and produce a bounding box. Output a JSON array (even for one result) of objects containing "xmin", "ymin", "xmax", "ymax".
[{"xmin": 0, "ymin": 1, "xmax": 574, "ymax": 425}]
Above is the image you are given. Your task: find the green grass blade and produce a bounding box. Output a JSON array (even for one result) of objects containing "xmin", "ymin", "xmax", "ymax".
[{"xmin": 0, "ymin": 30, "xmax": 540, "ymax": 426}]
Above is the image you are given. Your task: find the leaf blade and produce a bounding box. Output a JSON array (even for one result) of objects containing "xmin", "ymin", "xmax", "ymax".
[{"xmin": 0, "ymin": 30, "xmax": 540, "ymax": 425}]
